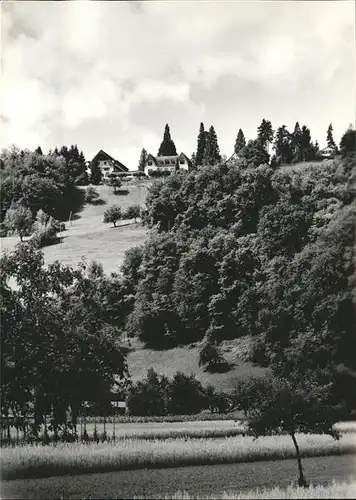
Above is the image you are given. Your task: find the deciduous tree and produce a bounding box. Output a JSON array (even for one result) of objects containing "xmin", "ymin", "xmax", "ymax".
[
  {"xmin": 3, "ymin": 203, "xmax": 33, "ymax": 241},
  {"xmin": 103, "ymin": 205, "xmax": 122, "ymax": 227}
]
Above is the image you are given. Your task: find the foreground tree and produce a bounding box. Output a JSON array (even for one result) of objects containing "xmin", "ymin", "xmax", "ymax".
[
  {"xmin": 103, "ymin": 205, "xmax": 122, "ymax": 227},
  {"xmin": 234, "ymin": 375, "xmax": 343, "ymax": 488},
  {"xmin": 0, "ymin": 244, "xmax": 129, "ymax": 433},
  {"xmin": 3, "ymin": 203, "xmax": 33, "ymax": 241},
  {"xmin": 158, "ymin": 124, "xmax": 177, "ymax": 156}
]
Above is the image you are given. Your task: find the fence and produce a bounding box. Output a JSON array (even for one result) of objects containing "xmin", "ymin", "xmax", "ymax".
[{"xmin": 1, "ymin": 402, "xmax": 128, "ymax": 446}]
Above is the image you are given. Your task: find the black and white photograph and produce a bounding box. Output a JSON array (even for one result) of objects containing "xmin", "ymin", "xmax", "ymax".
[{"xmin": 0, "ymin": 0, "xmax": 356, "ymax": 498}]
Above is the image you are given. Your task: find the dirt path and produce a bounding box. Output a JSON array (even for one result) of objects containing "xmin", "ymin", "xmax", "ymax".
[{"xmin": 2, "ymin": 454, "xmax": 356, "ymax": 499}]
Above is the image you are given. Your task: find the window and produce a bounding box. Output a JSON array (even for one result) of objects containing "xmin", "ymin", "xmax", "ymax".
[
  {"xmin": 104, "ymin": 161, "xmax": 107, "ymax": 165},
  {"xmin": 165, "ymin": 159, "xmax": 170, "ymax": 165},
  {"xmin": 148, "ymin": 161, "xmax": 153, "ymax": 166},
  {"xmin": 180, "ymin": 158, "xmax": 185, "ymax": 164}
]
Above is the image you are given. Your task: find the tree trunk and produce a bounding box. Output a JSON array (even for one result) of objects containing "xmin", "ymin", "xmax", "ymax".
[
  {"xmin": 291, "ymin": 432, "xmax": 309, "ymax": 488},
  {"xmin": 113, "ymin": 221, "xmax": 116, "ymax": 227}
]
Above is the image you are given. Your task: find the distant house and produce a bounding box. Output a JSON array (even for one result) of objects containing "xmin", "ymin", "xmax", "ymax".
[
  {"xmin": 91, "ymin": 150, "xmax": 128, "ymax": 181},
  {"xmin": 319, "ymin": 146, "xmax": 336, "ymax": 159},
  {"xmin": 144, "ymin": 153, "xmax": 192, "ymax": 176}
]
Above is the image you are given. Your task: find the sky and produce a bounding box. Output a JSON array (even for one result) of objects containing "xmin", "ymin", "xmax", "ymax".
[{"xmin": 1, "ymin": 0, "xmax": 355, "ymax": 169}]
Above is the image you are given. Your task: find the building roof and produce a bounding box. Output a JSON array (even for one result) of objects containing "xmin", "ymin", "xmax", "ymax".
[
  {"xmin": 92, "ymin": 149, "xmax": 128, "ymax": 171},
  {"xmin": 146, "ymin": 153, "xmax": 192, "ymax": 167}
]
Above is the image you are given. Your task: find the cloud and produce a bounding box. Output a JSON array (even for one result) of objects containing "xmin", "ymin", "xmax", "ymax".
[{"xmin": 1, "ymin": 0, "xmax": 354, "ymax": 166}]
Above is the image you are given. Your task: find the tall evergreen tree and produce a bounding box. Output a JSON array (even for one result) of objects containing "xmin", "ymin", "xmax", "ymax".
[
  {"xmin": 234, "ymin": 129, "xmax": 246, "ymax": 155},
  {"xmin": 190, "ymin": 152, "xmax": 197, "ymax": 169},
  {"xmin": 273, "ymin": 125, "xmax": 293, "ymax": 164},
  {"xmin": 196, "ymin": 122, "xmax": 207, "ymax": 167},
  {"xmin": 257, "ymin": 119, "xmax": 274, "ymax": 152},
  {"xmin": 35, "ymin": 146, "xmax": 43, "ymax": 155},
  {"xmin": 138, "ymin": 148, "xmax": 147, "ymax": 172},
  {"xmin": 327, "ymin": 123, "xmax": 337, "ymax": 151},
  {"xmin": 292, "ymin": 122, "xmax": 303, "ymax": 163},
  {"xmin": 300, "ymin": 125, "xmax": 312, "ymax": 161},
  {"xmin": 203, "ymin": 126, "xmax": 221, "ymax": 166},
  {"xmin": 90, "ymin": 159, "xmax": 102, "ymax": 185},
  {"xmin": 158, "ymin": 124, "xmax": 177, "ymax": 156}
]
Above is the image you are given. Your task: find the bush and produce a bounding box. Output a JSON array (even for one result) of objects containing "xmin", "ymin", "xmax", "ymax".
[
  {"xmin": 167, "ymin": 372, "xmax": 207, "ymax": 415},
  {"xmin": 127, "ymin": 369, "xmax": 169, "ymax": 416},
  {"xmin": 32, "ymin": 210, "xmax": 62, "ymax": 248},
  {"xmin": 199, "ymin": 337, "xmax": 227, "ymax": 372},
  {"xmin": 84, "ymin": 186, "xmax": 100, "ymax": 204},
  {"xmin": 148, "ymin": 170, "xmax": 171, "ymax": 178}
]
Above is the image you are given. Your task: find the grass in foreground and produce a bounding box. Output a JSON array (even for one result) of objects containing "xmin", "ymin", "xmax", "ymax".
[
  {"xmin": 2, "ymin": 433, "xmax": 355, "ymax": 480},
  {"xmin": 134, "ymin": 481, "xmax": 356, "ymax": 499}
]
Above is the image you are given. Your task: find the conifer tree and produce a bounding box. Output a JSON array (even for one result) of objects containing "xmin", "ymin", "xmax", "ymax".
[
  {"xmin": 90, "ymin": 159, "xmax": 102, "ymax": 185},
  {"xmin": 196, "ymin": 122, "xmax": 207, "ymax": 167},
  {"xmin": 158, "ymin": 124, "xmax": 177, "ymax": 156},
  {"xmin": 300, "ymin": 125, "xmax": 312, "ymax": 161},
  {"xmin": 203, "ymin": 126, "xmax": 221, "ymax": 166},
  {"xmin": 35, "ymin": 146, "xmax": 43, "ymax": 155},
  {"xmin": 292, "ymin": 122, "xmax": 303, "ymax": 163},
  {"xmin": 257, "ymin": 119, "xmax": 274, "ymax": 152},
  {"xmin": 138, "ymin": 148, "xmax": 147, "ymax": 172},
  {"xmin": 327, "ymin": 123, "xmax": 337, "ymax": 151},
  {"xmin": 234, "ymin": 129, "xmax": 246, "ymax": 155},
  {"xmin": 273, "ymin": 125, "xmax": 293, "ymax": 164}
]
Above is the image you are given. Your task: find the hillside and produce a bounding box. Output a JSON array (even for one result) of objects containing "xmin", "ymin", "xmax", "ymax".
[
  {"xmin": 125, "ymin": 337, "xmax": 268, "ymax": 393},
  {"xmin": 0, "ymin": 182, "xmax": 149, "ymax": 275}
]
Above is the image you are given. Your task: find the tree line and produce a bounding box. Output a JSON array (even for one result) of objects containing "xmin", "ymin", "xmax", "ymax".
[{"xmin": 138, "ymin": 121, "xmax": 355, "ymax": 172}]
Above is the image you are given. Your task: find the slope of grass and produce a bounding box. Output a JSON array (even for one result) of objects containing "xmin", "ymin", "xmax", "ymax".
[
  {"xmin": 0, "ymin": 182, "xmax": 149, "ymax": 275},
  {"xmin": 126, "ymin": 337, "xmax": 267, "ymax": 393}
]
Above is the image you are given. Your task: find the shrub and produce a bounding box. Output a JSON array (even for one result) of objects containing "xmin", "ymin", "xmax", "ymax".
[
  {"xmin": 84, "ymin": 186, "xmax": 100, "ymax": 204},
  {"xmin": 199, "ymin": 336, "xmax": 227, "ymax": 372},
  {"xmin": 31, "ymin": 210, "xmax": 62, "ymax": 248},
  {"xmin": 148, "ymin": 170, "xmax": 171, "ymax": 178}
]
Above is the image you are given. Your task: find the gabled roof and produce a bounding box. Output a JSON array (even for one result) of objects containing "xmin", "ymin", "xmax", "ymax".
[
  {"xmin": 92, "ymin": 149, "xmax": 128, "ymax": 171},
  {"xmin": 178, "ymin": 152, "xmax": 192, "ymax": 166},
  {"xmin": 146, "ymin": 153, "xmax": 158, "ymax": 165}
]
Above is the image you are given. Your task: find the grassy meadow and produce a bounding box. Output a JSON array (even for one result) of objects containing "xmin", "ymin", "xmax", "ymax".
[
  {"xmin": 126, "ymin": 337, "xmax": 268, "ymax": 394},
  {"xmin": 138, "ymin": 481, "xmax": 356, "ymax": 499},
  {"xmin": 2, "ymin": 432, "xmax": 356, "ymax": 480},
  {"xmin": 0, "ymin": 181, "xmax": 149, "ymax": 275}
]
